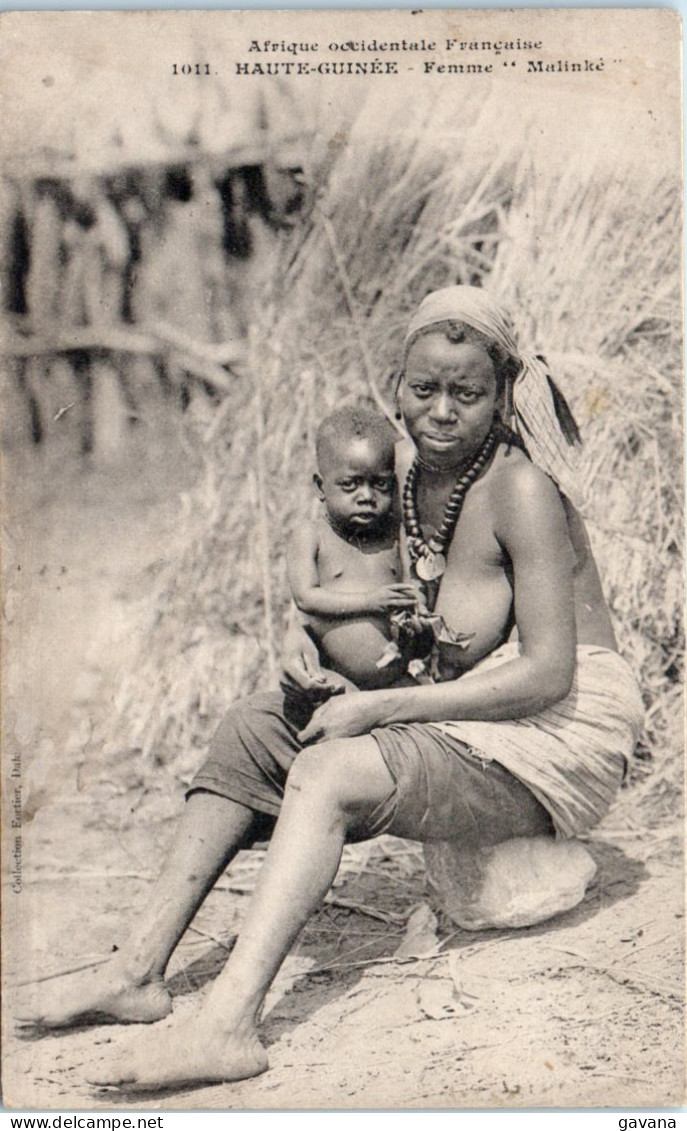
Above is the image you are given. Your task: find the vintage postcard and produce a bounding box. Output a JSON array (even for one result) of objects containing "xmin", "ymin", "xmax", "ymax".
[{"xmin": 1, "ymin": 7, "xmax": 682, "ymax": 1112}]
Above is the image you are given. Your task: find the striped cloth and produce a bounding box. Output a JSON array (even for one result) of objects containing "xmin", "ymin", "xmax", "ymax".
[
  {"xmin": 429, "ymin": 644, "xmax": 645, "ymax": 839},
  {"xmin": 403, "ymin": 285, "xmax": 583, "ymax": 506}
]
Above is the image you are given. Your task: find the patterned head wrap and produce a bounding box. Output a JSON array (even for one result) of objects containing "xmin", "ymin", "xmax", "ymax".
[{"xmin": 403, "ymin": 286, "xmax": 582, "ymax": 505}]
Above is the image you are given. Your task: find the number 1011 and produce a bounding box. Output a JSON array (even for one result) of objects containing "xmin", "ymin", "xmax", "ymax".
[{"xmin": 172, "ymin": 63, "xmax": 212, "ymax": 76}]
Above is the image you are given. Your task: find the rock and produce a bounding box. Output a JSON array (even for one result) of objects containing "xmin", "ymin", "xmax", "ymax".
[
  {"xmin": 394, "ymin": 903, "xmax": 439, "ymax": 958},
  {"xmin": 424, "ymin": 836, "xmax": 597, "ymax": 930}
]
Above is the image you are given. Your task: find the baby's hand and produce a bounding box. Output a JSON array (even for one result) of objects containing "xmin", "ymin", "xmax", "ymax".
[
  {"xmin": 321, "ymin": 670, "xmax": 359, "ymax": 696},
  {"xmin": 367, "ymin": 584, "xmax": 418, "ymax": 614}
]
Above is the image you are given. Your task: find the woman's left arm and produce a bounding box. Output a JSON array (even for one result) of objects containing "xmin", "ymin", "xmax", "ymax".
[{"xmin": 298, "ymin": 465, "xmax": 577, "ymax": 743}]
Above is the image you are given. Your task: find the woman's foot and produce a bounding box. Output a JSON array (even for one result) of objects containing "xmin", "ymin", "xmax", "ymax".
[
  {"xmin": 15, "ymin": 959, "xmax": 172, "ymax": 1031},
  {"xmin": 88, "ymin": 1014, "xmax": 268, "ymax": 1092}
]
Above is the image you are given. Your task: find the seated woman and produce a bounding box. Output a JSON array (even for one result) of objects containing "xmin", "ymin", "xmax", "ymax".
[{"xmin": 23, "ymin": 286, "xmax": 644, "ymax": 1091}]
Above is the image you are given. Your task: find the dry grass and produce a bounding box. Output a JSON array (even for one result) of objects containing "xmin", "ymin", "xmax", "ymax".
[{"xmin": 91, "ymin": 90, "xmax": 682, "ymax": 827}]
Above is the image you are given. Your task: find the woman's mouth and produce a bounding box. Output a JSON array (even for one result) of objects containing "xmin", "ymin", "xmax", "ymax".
[{"xmin": 422, "ymin": 432, "xmax": 460, "ymax": 447}]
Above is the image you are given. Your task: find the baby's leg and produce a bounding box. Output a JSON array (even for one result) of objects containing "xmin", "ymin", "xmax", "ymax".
[{"xmin": 17, "ymin": 792, "xmax": 258, "ymax": 1030}]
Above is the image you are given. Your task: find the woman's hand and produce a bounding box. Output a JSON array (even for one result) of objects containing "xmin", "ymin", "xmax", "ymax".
[{"xmin": 297, "ymin": 690, "xmax": 384, "ymax": 744}]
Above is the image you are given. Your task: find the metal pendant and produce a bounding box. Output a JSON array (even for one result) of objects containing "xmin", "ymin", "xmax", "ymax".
[{"xmin": 415, "ymin": 551, "xmax": 447, "ymax": 581}]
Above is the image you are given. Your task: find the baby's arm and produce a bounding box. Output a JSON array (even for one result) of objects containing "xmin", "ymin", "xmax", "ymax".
[
  {"xmin": 286, "ymin": 523, "xmax": 415, "ymax": 618},
  {"xmin": 280, "ymin": 607, "xmax": 357, "ymax": 697}
]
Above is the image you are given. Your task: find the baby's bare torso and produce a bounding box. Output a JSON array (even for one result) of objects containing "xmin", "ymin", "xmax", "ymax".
[
  {"xmin": 308, "ymin": 518, "xmax": 407, "ymax": 689},
  {"xmin": 310, "ymin": 443, "xmax": 616, "ymax": 689}
]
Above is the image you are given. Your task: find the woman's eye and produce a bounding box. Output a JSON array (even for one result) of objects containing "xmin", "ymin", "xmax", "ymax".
[{"xmin": 410, "ymin": 384, "xmax": 434, "ymax": 398}]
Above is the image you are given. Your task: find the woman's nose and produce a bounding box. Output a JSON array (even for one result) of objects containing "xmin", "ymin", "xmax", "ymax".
[{"xmin": 430, "ymin": 392, "xmax": 457, "ymax": 422}]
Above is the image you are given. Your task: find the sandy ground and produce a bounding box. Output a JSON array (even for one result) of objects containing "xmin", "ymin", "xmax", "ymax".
[{"xmin": 2, "ymin": 431, "xmax": 685, "ymax": 1112}]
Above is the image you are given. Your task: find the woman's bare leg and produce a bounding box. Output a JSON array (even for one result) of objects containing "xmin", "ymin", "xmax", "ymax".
[
  {"xmin": 89, "ymin": 736, "xmax": 394, "ymax": 1090},
  {"xmin": 18, "ymin": 792, "xmax": 259, "ymax": 1029}
]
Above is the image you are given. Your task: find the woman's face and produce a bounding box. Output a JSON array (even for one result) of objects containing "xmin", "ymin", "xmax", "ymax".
[{"xmin": 399, "ymin": 333, "xmax": 502, "ymax": 469}]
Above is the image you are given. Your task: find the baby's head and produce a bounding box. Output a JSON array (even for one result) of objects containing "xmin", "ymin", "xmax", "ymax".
[{"xmin": 315, "ymin": 406, "xmax": 397, "ymax": 539}]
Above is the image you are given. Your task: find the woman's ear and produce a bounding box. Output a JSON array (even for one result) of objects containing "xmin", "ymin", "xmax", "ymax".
[{"xmin": 313, "ymin": 473, "xmax": 325, "ymax": 500}]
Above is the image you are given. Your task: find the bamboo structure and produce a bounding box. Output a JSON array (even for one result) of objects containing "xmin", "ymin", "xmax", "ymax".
[{"xmin": 1, "ymin": 80, "xmax": 312, "ymax": 456}]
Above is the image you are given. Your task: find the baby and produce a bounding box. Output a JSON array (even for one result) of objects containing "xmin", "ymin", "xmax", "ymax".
[{"xmin": 287, "ymin": 405, "xmax": 421, "ymax": 691}]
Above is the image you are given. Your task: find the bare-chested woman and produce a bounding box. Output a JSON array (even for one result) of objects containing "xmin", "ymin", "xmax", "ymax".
[{"xmin": 21, "ymin": 287, "xmax": 643, "ymax": 1091}]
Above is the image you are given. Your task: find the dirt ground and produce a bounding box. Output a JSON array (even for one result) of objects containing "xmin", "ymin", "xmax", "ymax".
[{"xmin": 2, "ymin": 429, "xmax": 685, "ymax": 1112}]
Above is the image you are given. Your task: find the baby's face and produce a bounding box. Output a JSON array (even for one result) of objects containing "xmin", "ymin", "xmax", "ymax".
[{"xmin": 316, "ymin": 437, "xmax": 395, "ymax": 537}]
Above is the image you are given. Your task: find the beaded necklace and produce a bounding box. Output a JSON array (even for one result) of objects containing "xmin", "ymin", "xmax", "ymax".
[{"xmin": 402, "ymin": 427, "xmax": 498, "ymax": 582}]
